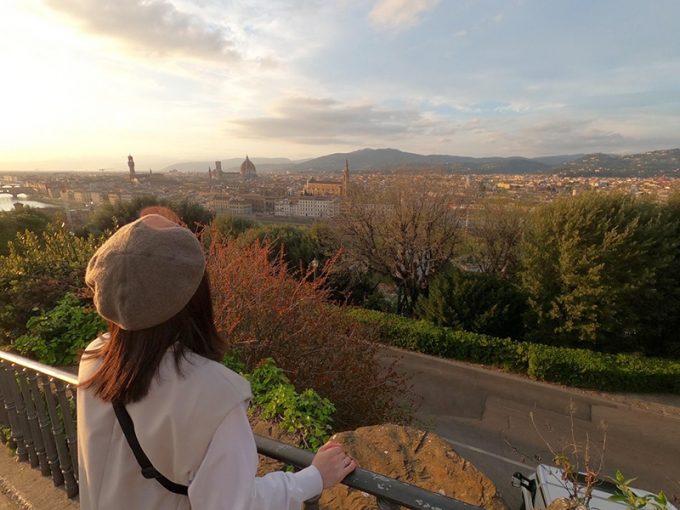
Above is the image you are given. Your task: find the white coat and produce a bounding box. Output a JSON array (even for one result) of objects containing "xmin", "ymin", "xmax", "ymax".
[{"xmin": 77, "ymin": 336, "xmax": 322, "ymax": 509}]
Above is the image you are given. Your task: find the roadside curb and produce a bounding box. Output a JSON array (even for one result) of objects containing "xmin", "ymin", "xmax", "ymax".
[
  {"xmin": 382, "ymin": 344, "xmax": 680, "ymax": 421},
  {"xmin": 0, "ymin": 451, "xmax": 78, "ymax": 510},
  {"xmin": 0, "ymin": 473, "xmax": 33, "ymax": 510}
]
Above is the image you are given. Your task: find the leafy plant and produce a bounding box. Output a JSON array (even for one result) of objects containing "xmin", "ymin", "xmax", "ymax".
[
  {"xmin": 0, "ymin": 425, "xmax": 11, "ymax": 444},
  {"xmin": 207, "ymin": 228, "xmax": 412, "ymax": 430},
  {"xmin": 243, "ymin": 358, "xmax": 335, "ymax": 450},
  {"xmin": 237, "ymin": 224, "xmax": 322, "ymax": 274},
  {"xmin": 222, "ymin": 349, "xmax": 247, "ymax": 374},
  {"xmin": 531, "ymin": 407, "xmax": 606, "ymax": 510},
  {"xmin": 87, "ymin": 195, "xmax": 213, "ymax": 234},
  {"xmin": 0, "ymin": 207, "xmax": 51, "ymax": 256},
  {"xmin": 610, "ymin": 471, "xmax": 670, "ymax": 510},
  {"xmin": 212, "ymin": 215, "xmax": 261, "ymax": 239},
  {"xmin": 520, "ymin": 193, "xmax": 680, "ymax": 356},
  {"xmin": 14, "ymin": 293, "xmax": 106, "ymax": 366},
  {"xmin": 0, "ymin": 226, "xmax": 105, "ymax": 345},
  {"xmin": 347, "ymin": 308, "xmax": 680, "ymax": 393},
  {"xmin": 416, "ymin": 264, "xmax": 527, "ymax": 339}
]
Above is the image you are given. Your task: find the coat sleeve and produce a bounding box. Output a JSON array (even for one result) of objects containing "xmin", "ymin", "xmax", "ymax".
[{"xmin": 187, "ymin": 401, "xmax": 323, "ymax": 510}]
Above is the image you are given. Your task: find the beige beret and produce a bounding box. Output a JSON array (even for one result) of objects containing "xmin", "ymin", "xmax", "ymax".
[{"xmin": 85, "ymin": 214, "xmax": 206, "ymax": 331}]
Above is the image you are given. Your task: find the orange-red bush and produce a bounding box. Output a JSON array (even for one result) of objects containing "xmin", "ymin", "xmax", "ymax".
[{"xmin": 205, "ymin": 229, "xmax": 412, "ymax": 430}]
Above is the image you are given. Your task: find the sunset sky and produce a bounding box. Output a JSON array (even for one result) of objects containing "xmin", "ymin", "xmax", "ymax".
[{"xmin": 1, "ymin": 0, "xmax": 679, "ymax": 171}]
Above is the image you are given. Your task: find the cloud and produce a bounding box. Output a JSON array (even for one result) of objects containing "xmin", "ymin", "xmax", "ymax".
[
  {"xmin": 520, "ymin": 119, "xmax": 628, "ymax": 153},
  {"xmin": 229, "ymin": 96, "xmax": 653, "ymax": 156},
  {"xmin": 230, "ymin": 96, "xmax": 449, "ymax": 145},
  {"xmin": 45, "ymin": 0, "xmax": 240, "ymax": 62},
  {"xmin": 369, "ymin": 0, "xmax": 439, "ymax": 32}
]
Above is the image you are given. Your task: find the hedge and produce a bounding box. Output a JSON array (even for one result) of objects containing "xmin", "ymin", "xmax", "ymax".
[{"xmin": 347, "ymin": 308, "xmax": 680, "ymax": 394}]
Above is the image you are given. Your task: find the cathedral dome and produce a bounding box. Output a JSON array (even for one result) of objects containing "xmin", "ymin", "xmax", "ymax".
[{"xmin": 240, "ymin": 155, "xmax": 256, "ymax": 177}]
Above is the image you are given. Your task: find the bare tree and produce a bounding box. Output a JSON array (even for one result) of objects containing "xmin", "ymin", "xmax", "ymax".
[
  {"xmin": 468, "ymin": 201, "xmax": 526, "ymax": 278},
  {"xmin": 338, "ymin": 183, "xmax": 466, "ymax": 314}
]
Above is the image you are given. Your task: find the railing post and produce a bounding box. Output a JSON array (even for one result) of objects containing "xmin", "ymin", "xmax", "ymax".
[
  {"xmin": 303, "ymin": 495, "xmax": 320, "ymax": 510},
  {"xmin": 0, "ymin": 377, "xmax": 9, "ymax": 431},
  {"xmin": 9, "ymin": 364, "xmax": 40, "ymax": 467},
  {"xmin": 41, "ymin": 375, "xmax": 78, "ymax": 498},
  {"xmin": 0, "ymin": 364, "xmax": 27, "ymax": 460},
  {"xmin": 18, "ymin": 369, "xmax": 49, "ymax": 473},
  {"xmin": 377, "ymin": 496, "xmax": 402, "ymax": 510},
  {"xmin": 55, "ymin": 380, "xmax": 78, "ymax": 481},
  {"xmin": 28, "ymin": 372, "xmax": 64, "ymax": 486}
]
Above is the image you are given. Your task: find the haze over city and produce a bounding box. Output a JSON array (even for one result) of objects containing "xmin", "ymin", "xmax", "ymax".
[
  {"xmin": 4, "ymin": 2, "xmax": 680, "ymax": 507},
  {"xmin": 1, "ymin": 0, "xmax": 679, "ymax": 171}
]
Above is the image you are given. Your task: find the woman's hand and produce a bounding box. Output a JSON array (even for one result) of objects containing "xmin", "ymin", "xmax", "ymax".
[{"xmin": 311, "ymin": 441, "xmax": 357, "ymax": 489}]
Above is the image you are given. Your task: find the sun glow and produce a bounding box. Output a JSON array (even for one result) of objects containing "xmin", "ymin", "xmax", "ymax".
[{"xmin": 0, "ymin": 2, "xmax": 251, "ymax": 169}]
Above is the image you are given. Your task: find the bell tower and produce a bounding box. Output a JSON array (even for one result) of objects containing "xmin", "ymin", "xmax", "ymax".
[
  {"xmin": 342, "ymin": 159, "xmax": 350, "ymax": 196},
  {"xmin": 128, "ymin": 155, "xmax": 136, "ymax": 181}
]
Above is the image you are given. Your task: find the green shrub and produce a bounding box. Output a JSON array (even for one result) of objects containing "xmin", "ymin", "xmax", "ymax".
[
  {"xmin": 416, "ymin": 264, "xmax": 527, "ymax": 339},
  {"xmin": 520, "ymin": 193, "xmax": 680, "ymax": 356},
  {"xmin": 87, "ymin": 195, "xmax": 213, "ymax": 234},
  {"xmin": 0, "ymin": 226, "xmax": 105, "ymax": 345},
  {"xmin": 213, "ymin": 215, "xmax": 260, "ymax": 238},
  {"xmin": 0, "ymin": 207, "xmax": 51, "ymax": 256},
  {"xmin": 525, "ymin": 345, "xmax": 680, "ymax": 393},
  {"xmin": 237, "ymin": 358, "xmax": 335, "ymax": 450},
  {"xmin": 14, "ymin": 293, "xmax": 106, "ymax": 366},
  {"xmin": 347, "ymin": 308, "xmax": 680, "ymax": 394},
  {"xmin": 237, "ymin": 225, "xmax": 321, "ymax": 274},
  {"xmin": 610, "ymin": 470, "xmax": 671, "ymax": 510}
]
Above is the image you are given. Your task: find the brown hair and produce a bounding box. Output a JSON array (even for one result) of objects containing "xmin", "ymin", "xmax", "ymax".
[
  {"xmin": 138, "ymin": 206, "xmax": 183, "ymax": 225},
  {"xmin": 80, "ymin": 271, "xmax": 225, "ymax": 404}
]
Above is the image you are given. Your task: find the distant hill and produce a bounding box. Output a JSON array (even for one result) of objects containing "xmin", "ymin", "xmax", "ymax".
[
  {"xmin": 554, "ymin": 149, "xmax": 680, "ymax": 177},
  {"xmin": 530, "ymin": 154, "xmax": 586, "ymax": 166},
  {"xmin": 292, "ymin": 148, "xmax": 553, "ymax": 174},
  {"xmin": 159, "ymin": 148, "xmax": 680, "ymax": 177},
  {"xmin": 293, "ymin": 148, "xmax": 423, "ymax": 171}
]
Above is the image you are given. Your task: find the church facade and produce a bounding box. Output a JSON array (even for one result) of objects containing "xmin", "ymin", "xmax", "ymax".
[{"xmin": 303, "ymin": 160, "xmax": 350, "ymax": 197}]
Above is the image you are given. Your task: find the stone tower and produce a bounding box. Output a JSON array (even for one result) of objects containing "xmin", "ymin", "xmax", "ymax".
[
  {"xmin": 342, "ymin": 159, "xmax": 350, "ymax": 196},
  {"xmin": 128, "ymin": 155, "xmax": 135, "ymax": 181}
]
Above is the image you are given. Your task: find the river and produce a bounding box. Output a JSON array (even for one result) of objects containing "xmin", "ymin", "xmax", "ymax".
[{"xmin": 0, "ymin": 193, "xmax": 54, "ymax": 212}]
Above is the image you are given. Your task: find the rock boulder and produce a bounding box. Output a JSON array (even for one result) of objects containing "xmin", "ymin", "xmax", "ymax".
[{"xmin": 320, "ymin": 424, "xmax": 508, "ymax": 510}]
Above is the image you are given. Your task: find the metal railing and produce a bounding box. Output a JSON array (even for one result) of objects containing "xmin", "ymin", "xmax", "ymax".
[
  {"xmin": 0, "ymin": 350, "xmax": 477, "ymax": 510},
  {"xmin": 0, "ymin": 351, "xmax": 79, "ymax": 498}
]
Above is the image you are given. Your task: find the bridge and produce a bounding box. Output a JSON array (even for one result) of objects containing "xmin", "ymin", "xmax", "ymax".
[
  {"xmin": 0, "ymin": 350, "xmax": 476, "ymax": 510},
  {"xmin": 0, "ymin": 187, "xmax": 36, "ymax": 199}
]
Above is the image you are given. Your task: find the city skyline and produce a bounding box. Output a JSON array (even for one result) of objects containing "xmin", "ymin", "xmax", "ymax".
[{"xmin": 1, "ymin": 0, "xmax": 680, "ymax": 171}]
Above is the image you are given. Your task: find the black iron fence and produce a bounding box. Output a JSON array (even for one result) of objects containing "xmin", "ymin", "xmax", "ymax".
[{"xmin": 0, "ymin": 350, "xmax": 477, "ymax": 510}]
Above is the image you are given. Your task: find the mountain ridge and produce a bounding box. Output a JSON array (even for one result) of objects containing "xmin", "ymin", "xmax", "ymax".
[
  {"xmin": 160, "ymin": 148, "xmax": 680, "ymax": 177},
  {"xmin": 554, "ymin": 149, "xmax": 680, "ymax": 177}
]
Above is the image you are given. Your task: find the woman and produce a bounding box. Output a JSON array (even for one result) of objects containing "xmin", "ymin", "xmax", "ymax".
[{"xmin": 78, "ymin": 213, "xmax": 355, "ymax": 509}]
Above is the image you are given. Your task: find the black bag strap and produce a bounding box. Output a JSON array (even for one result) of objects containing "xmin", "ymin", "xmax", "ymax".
[{"xmin": 112, "ymin": 403, "xmax": 189, "ymax": 496}]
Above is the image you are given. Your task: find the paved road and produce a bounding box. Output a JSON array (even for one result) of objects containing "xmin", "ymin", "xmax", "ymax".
[{"xmin": 382, "ymin": 347, "xmax": 680, "ymax": 510}]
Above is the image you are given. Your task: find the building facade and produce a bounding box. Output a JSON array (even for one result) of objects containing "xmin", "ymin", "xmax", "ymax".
[
  {"xmin": 303, "ymin": 160, "xmax": 350, "ymax": 196},
  {"xmin": 212, "ymin": 195, "xmax": 253, "ymax": 216},
  {"xmin": 274, "ymin": 197, "xmax": 340, "ymax": 218}
]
